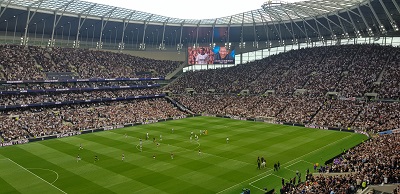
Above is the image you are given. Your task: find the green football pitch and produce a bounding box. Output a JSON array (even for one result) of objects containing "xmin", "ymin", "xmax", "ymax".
[{"xmin": 0, "ymin": 116, "xmax": 368, "ymax": 194}]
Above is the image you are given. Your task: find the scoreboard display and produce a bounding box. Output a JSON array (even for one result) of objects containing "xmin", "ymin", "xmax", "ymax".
[{"xmin": 188, "ymin": 46, "xmax": 235, "ymax": 65}]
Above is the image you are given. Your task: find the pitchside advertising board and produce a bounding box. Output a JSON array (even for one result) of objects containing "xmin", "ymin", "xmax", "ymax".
[
  {"xmin": 379, "ymin": 128, "xmax": 400, "ymax": 135},
  {"xmin": 188, "ymin": 46, "xmax": 235, "ymax": 65}
]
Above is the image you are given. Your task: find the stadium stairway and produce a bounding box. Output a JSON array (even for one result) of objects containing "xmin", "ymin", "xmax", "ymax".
[
  {"xmin": 351, "ymin": 45, "xmax": 362, "ymax": 65},
  {"xmin": 0, "ymin": 65, "xmax": 4, "ymax": 80},
  {"xmin": 333, "ymin": 46, "xmax": 361, "ymax": 92},
  {"xmin": 309, "ymin": 100, "xmax": 325, "ymax": 122},
  {"xmin": 162, "ymin": 63, "xmax": 187, "ymax": 88},
  {"xmin": 374, "ymin": 50, "xmax": 396, "ymax": 86},
  {"xmin": 377, "ymin": 51, "xmax": 394, "ymax": 84},
  {"xmin": 165, "ymin": 62, "xmax": 187, "ymax": 80},
  {"xmin": 165, "ymin": 96, "xmax": 195, "ymax": 115},
  {"xmin": 301, "ymin": 47, "xmax": 329, "ymax": 89},
  {"xmin": 349, "ymin": 102, "xmax": 366, "ymax": 129}
]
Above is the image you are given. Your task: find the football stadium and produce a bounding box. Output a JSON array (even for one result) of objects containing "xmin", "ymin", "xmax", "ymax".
[{"xmin": 0, "ymin": 0, "xmax": 399, "ymax": 193}]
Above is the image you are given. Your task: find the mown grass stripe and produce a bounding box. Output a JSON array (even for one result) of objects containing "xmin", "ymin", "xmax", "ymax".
[
  {"xmin": 0, "ymin": 116, "xmax": 368, "ymax": 194},
  {"xmin": 18, "ymin": 142, "xmax": 128, "ymax": 193},
  {"xmin": 0, "ymin": 176, "xmax": 19, "ymax": 194}
]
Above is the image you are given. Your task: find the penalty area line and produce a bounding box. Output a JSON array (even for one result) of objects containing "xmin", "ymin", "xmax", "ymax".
[{"xmin": 7, "ymin": 158, "xmax": 67, "ymax": 194}]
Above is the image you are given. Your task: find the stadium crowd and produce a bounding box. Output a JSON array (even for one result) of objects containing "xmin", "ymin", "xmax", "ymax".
[
  {"xmin": 0, "ymin": 98, "xmax": 185, "ymax": 141},
  {"xmin": 0, "ymin": 88, "xmax": 162, "ymax": 106},
  {"xmin": 1, "ymin": 43, "xmax": 399, "ymax": 193},
  {"xmin": 0, "ymin": 45, "xmax": 180, "ymax": 80},
  {"xmin": 281, "ymin": 133, "xmax": 399, "ymax": 194},
  {"xmin": 167, "ymin": 44, "xmax": 399, "ymax": 99},
  {"xmin": 0, "ymin": 42, "xmax": 400, "ymax": 194},
  {"xmin": 0, "ymin": 80, "xmax": 156, "ymax": 91},
  {"xmin": 172, "ymin": 94, "xmax": 400, "ymax": 133},
  {"xmin": 1, "ymin": 43, "xmax": 399, "ymax": 139}
]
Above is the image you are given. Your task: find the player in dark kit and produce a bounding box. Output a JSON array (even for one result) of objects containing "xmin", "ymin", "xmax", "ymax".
[{"xmin": 257, "ymin": 157, "xmax": 261, "ymax": 169}]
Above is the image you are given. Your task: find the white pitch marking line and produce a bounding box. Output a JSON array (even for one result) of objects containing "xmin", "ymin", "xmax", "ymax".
[
  {"xmin": 271, "ymin": 174, "xmax": 286, "ymax": 179},
  {"xmin": 249, "ymin": 173, "xmax": 273, "ymax": 185},
  {"xmin": 284, "ymin": 168, "xmax": 296, "ymax": 173},
  {"xmin": 217, "ymin": 134, "xmax": 355, "ymax": 194},
  {"xmin": 285, "ymin": 159, "xmax": 303, "ymax": 168},
  {"xmin": 27, "ymin": 168, "xmax": 59, "ymax": 184},
  {"xmin": 248, "ymin": 183, "xmax": 265, "ymax": 192},
  {"xmin": 249, "ymin": 174, "xmax": 287, "ymax": 192},
  {"xmin": 7, "ymin": 158, "xmax": 67, "ymax": 194}
]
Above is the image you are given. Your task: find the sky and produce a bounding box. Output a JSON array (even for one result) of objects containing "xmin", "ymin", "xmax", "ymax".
[{"xmin": 84, "ymin": 0, "xmax": 304, "ymax": 20}]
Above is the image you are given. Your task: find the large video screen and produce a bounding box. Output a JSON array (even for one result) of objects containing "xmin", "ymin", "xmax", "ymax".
[{"xmin": 188, "ymin": 46, "xmax": 235, "ymax": 65}]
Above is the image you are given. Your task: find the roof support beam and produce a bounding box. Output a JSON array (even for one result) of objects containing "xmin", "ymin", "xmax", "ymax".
[
  {"xmin": 251, "ymin": 11, "xmax": 258, "ymax": 48},
  {"xmin": 177, "ymin": 21, "xmax": 184, "ymax": 51},
  {"xmin": 330, "ymin": 4, "xmax": 363, "ymax": 37},
  {"xmin": 257, "ymin": 10, "xmax": 271, "ymax": 48},
  {"xmin": 322, "ymin": 9, "xmax": 353, "ymax": 27},
  {"xmin": 302, "ymin": 1, "xmax": 354, "ymax": 28},
  {"xmin": 264, "ymin": 6, "xmax": 282, "ymax": 43},
  {"xmin": 346, "ymin": 10, "xmax": 361, "ymax": 37},
  {"xmin": 97, "ymin": 8, "xmax": 118, "ymax": 49},
  {"xmin": 356, "ymin": 4, "xmax": 373, "ymax": 36},
  {"xmin": 314, "ymin": 19, "xmax": 323, "ymax": 42},
  {"xmin": 294, "ymin": 3, "xmax": 344, "ymax": 38},
  {"xmin": 0, "ymin": 0, "xmax": 12, "ymax": 19},
  {"xmin": 227, "ymin": 16, "xmax": 232, "ymax": 42},
  {"xmin": 140, "ymin": 14, "xmax": 153, "ymax": 50},
  {"xmin": 278, "ymin": 6, "xmax": 308, "ymax": 41},
  {"xmin": 23, "ymin": 0, "xmax": 44, "ymax": 46},
  {"xmin": 195, "ymin": 21, "xmax": 200, "ymax": 48},
  {"xmin": 119, "ymin": 20, "xmax": 128, "ymax": 51},
  {"xmin": 392, "ymin": 0, "xmax": 400, "ymax": 16},
  {"xmin": 159, "ymin": 18, "xmax": 168, "ymax": 50},
  {"xmin": 331, "ymin": 1, "xmax": 362, "ymax": 18},
  {"xmin": 50, "ymin": 0, "xmax": 75, "ymax": 46},
  {"xmin": 269, "ymin": 8, "xmax": 295, "ymax": 43},
  {"xmin": 336, "ymin": 13, "xmax": 348, "ymax": 39},
  {"xmin": 74, "ymin": 3, "xmax": 96, "ymax": 48},
  {"xmin": 285, "ymin": 4, "xmax": 321, "ymax": 42},
  {"xmin": 367, "ymin": 0, "xmax": 386, "ymax": 34},
  {"xmin": 211, "ymin": 18, "xmax": 217, "ymax": 47},
  {"xmin": 296, "ymin": 2, "xmax": 352, "ymax": 38},
  {"xmin": 240, "ymin": 13, "xmax": 245, "ymax": 48},
  {"xmin": 326, "ymin": 16, "xmax": 336, "ymax": 40},
  {"xmin": 119, "ymin": 11, "xmax": 135, "ymax": 50},
  {"xmin": 378, "ymin": 0, "xmax": 398, "ymax": 31}
]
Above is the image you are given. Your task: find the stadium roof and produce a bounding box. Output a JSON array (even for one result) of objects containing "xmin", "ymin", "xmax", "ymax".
[
  {"xmin": 0, "ymin": 0, "xmax": 399, "ymax": 50},
  {"xmin": 3, "ymin": 0, "xmax": 369, "ymax": 25}
]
